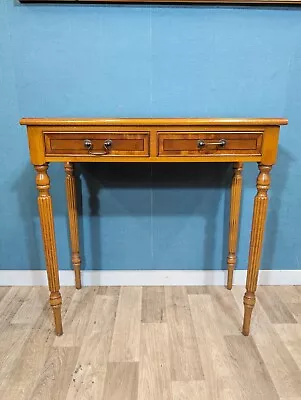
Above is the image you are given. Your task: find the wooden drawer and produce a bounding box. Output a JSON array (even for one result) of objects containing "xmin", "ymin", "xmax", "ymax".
[
  {"xmin": 45, "ymin": 131, "xmax": 150, "ymax": 157},
  {"xmin": 157, "ymin": 132, "xmax": 263, "ymax": 157}
]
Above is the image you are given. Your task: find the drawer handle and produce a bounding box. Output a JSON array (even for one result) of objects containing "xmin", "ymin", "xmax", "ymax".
[
  {"xmin": 197, "ymin": 139, "xmax": 227, "ymax": 148},
  {"xmin": 84, "ymin": 139, "xmax": 112, "ymax": 155}
]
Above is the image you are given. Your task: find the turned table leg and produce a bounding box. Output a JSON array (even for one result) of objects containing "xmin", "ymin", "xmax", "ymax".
[
  {"xmin": 64, "ymin": 162, "xmax": 81, "ymax": 289},
  {"xmin": 227, "ymin": 162, "xmax": 243, "ymax": 290},
  {"xmin": 242, "ymin": 163, "xmax": 271, "ymax": 336},
  {"xmin": 35, "ymin": 164, "xmax": 63, "ymax": 336}
]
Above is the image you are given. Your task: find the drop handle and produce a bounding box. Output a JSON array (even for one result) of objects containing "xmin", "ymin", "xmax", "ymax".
[
  {"xmin": 197, "ymin": 139, "xmax": 227, "ymax": 148},
  {"xmin": 84, "ymin": 139, "xmax": 112, "ymax": 155}
]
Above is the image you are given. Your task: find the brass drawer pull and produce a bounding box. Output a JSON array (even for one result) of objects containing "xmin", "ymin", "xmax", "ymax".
[
  {"xmin": 197, "ymin": 139, "xmax": 227, "ymax": 148},
  {"xmin": 84, "ymin": 139, "xmax": 112, "ymax": 155}
]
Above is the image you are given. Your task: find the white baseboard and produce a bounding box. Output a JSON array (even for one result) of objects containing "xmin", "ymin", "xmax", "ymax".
[{"xmin": 0, "ymin": 269, "xmax": 300, "ymax": 286}]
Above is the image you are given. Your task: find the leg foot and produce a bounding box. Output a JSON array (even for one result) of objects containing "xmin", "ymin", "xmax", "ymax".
[
  {"xmin": 50, "ymin": 290, "xmax": 63, "ymax": 335},
  {"xmin": 73, "ymin": 254, "xmax": 81, "ymax": 290},
  {"xmin": 242, "ymin": 291, "xmax": 255, "ymax": 336},
  {"xmin": 53, "ymin": 305, "xmax": 63, "ymax": 336},
  {"xmin": 226, "ymin": 255, "xmax": 236, "ymax": 290}
]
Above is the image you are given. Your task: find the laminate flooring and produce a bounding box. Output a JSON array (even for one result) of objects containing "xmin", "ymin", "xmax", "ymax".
[{"xmin": 0, "ymin": 285, "xmax": 301, "ymax": 400}]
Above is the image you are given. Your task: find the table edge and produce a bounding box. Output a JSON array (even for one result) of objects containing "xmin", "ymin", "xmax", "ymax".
[{"xmin": 20, "ymin": 117, "xmax": 288, "ymax": 126}]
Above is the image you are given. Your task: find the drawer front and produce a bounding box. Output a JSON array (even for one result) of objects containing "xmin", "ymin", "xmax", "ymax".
[
  {"xmin": 157, "ymin": 132, "xmax": 263, "ymax": 157},
  {"xmin": 45, "ymin": 132, "xmax": 150, "ymax": 157}
]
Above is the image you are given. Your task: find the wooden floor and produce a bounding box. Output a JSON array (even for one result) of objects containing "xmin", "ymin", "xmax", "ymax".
[{"xmin": 0, "ymin": 285, "xmax": 301, "ymax": 400}]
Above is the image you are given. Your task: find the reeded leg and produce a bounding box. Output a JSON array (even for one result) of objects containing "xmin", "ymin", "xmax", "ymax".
[
  {"xmin": 227, "ymin": 162, "xmax": 243, "ymax": 290},
  {"xmin": 242, "ymin": 163, "xmax": 272, "ymax": 336},
  {"xmin": 35, "ymin": 164, "xmax": 63, "ymax": 336},
  {"xmin": 64, "ymin": 162, "xmax": 81, "ymax": 289}
]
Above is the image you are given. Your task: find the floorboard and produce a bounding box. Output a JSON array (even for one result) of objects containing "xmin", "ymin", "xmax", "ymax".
[{"xmin": 0, "ymin": 285, "xmax": 300, "ymax": 400}]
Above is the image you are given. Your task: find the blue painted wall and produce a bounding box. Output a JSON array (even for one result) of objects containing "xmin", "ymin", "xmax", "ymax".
[{"xmin": 1, "ymin": 1, "xmax": 300, "ymax": 271}]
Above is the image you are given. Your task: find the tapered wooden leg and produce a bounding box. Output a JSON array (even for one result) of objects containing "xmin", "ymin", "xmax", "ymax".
[
  {"xmin": 227, "ymin": 162, "xmax": 243, "ymax": 290},
  {"xmin": 35, "ymin": 164, "xmax": 63, "ymax": 336},
  {"xmin": 242, "ymin": 163, "xmax": 272, "ymax": 336},
  {"xmin": 64, "ymin": 162, "xmax": 81, "ymax": 289}
]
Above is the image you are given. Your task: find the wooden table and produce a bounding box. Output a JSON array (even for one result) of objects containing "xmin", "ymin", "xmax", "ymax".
[{"xmin": 20, "ymin": 117, "xmax": 287, "ymax": 336}]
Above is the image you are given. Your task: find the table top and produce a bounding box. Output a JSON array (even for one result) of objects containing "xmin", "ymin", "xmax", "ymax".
[{"xmin": 20, "ymin": 117, "xmax": 288, "ymax": 126}]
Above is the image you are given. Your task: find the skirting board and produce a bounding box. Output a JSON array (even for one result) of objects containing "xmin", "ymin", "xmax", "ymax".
[{"xmin": 0, "ymin": 270, "xmax": 300, "ymax": 286}]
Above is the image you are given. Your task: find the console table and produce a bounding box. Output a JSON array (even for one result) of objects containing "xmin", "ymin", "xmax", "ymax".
[{"xmin": 20, "ymin": 117, "xmax": 287, "ymax": 336}]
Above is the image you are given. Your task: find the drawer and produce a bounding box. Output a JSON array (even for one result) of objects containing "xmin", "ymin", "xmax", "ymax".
[
  {"xmin": 157, "ymin": 132, "xmax": 263, "ymax": 157},
  {"xmin": 45, "ymin": 131, "xmax": 150, "ymax": 157}
]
